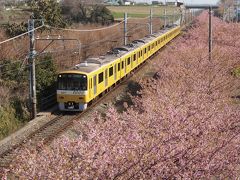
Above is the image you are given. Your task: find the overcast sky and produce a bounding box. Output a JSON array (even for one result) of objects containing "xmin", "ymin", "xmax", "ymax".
[{"xmin": 135, "ymin": 0, "xmax": 219, "ymax": 5}]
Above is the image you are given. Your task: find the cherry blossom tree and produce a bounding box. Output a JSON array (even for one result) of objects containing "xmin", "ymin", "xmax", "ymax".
[{"xmin": 1, "ymin": 12, "xmax": 240, "ymax": 179}]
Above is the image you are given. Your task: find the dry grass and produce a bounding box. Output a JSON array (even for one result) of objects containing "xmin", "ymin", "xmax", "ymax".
[
  {"xmin": 0, "ymin": 17, "xmax": 164, "ymax": 70},
  {"xmin": 34, "ymin": 18, "xmax": 163, "ymax": 71}
]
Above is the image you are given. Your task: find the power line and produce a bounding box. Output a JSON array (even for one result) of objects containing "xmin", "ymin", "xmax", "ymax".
[
  {"xmin": 0, "ymin": 25, "xmax": 44, "ymax": 45},
  {"xmin": 0, "ymin": 14, "xmax": 170, "ymax": 77},
  {"xmin": 46, "ymin": 19, "xmax": 126, "ymax": 32}
]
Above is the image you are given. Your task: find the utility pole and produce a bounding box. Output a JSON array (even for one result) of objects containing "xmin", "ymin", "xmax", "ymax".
[
  {"xmin": 209, "ymin": 7, "xmax": 212, "ymax": 61},
  {"xmin": 173, "ymin": 9, "xmax": 176, "ymax": 24},
  {"xmin": 237, "ymin": 2, "xmax": 239, "ymax": 22},
  {"xmin": 124, "ymin": 12, "xmax": 128, "ymax": 45},
  {"xmin": 28, "ymin": 16, "xmax": 37, "ymax": 119},
  {"xmin": 185, "ymin": 5, "xmax": 218, "ymax": 61},
  {"xmin": 150, "ymin": 8, "xmax": 153, "ymax": 34},
  {"xmin": 164, "ymin": 0, "xmax": 167, "ymax": 28}
]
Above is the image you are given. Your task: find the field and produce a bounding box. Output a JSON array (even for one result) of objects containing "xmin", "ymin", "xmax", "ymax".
[{"xmin": 107, "ymin": 5, "xmax": 180, "ymax": 19}]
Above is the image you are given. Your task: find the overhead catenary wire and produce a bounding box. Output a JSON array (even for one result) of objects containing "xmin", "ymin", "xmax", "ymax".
[
  {"xmin": 1, "ymin": 26, "xmax": 149, "ymax": 76},
  {"xmin": 0, "ymin": 14, "xmax": 168, "ymax": 76},
  {"xmin": 0, "ymin": 25, "xmax": 44, "ymax": 45},
  {"xmin": 46, "ymin": 19, "xmax": 128, "ymax": 32}
]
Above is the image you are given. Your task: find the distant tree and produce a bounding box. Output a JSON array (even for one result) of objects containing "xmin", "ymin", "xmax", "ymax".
[
  {"xmin": 90, "ymin": 5, "xmax": 114, "ymax": 25},
  {"xmin": 61, "ymin": 0, "xmax": 114, "ymax": 24},
  {"xmin": 61, "ymin": 0, "xmax": 89, "ymax": 23},
  {"xmin": 5, "ymin": 0, "xmax": 67, "ymax": 37},
  {"xmin": 118, "ymin": 0, "xmax": 123, "ymax": 5},
  {"xmin": 30, "ymin": 0, "xmax": 67, "ymax": 27}
]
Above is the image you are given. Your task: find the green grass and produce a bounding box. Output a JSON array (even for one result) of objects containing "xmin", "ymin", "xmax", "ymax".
[
  {"xmin": 108, "ymin": 5, "xmax": 180, "ymax": 19},
  {"xmin": 112, "ymin": 12, "xmax": 149, "ymax": 18}
]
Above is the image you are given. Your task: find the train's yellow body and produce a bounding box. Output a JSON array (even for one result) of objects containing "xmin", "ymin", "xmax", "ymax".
[{"xmin": 57, "ymin": 25, "xmax": 181, "ymax": 111}]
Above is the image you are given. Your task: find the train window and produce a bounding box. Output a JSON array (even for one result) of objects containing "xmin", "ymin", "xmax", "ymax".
[
  {"xmin": 122, "ymin": 61, "xmax": 124, "ymax": 69},
  {"xmin": 109, "ymin": 67, "xmax": 113, "ymax": 77},
  {"xmin": 127, "ymin": 57, "xmax": 131, "ymax": 65},
  {"xmin": 152, "ymin": 44, "xmax": 154, "ymax": 49},
  {"xmin": 148, "ymin": 46, "xmax": 150, "ymax": 51},
  {"xmin": 98, "ymin": 72, "xmax": 103, "ymax": 83},
  {"xmin": 144, "ymin": 48, "xmax": 146, "ymax": 54},
  {"xmin": 156, "ymin": 42, "xmax": 157, "ymax": 46},
  {"xmin": 118, "ymin": 63, "xmax": 121, "ymax": 71},
  {"xmin": 58, "ymin": 74, "xmax": 87, "ymax": 91},
  {"xmin": 133, "ymin": 54, "xmax": 136, "ymax": 61},
  {"xmin": 141, "ymin": 50, "xmax": 143, "ymax": 56}
]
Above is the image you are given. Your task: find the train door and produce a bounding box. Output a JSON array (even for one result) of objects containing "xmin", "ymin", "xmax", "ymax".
[
  {"xmin": 114, "ymin": 64, "xmax": 117, "ymax": 81},
  {"xmin": 124, "ymin": 60, "xmax": 126, "ymax": 74},
  {"xmin": 131, "ymin": 55, "xmax": 133, "ymax": 69},
  {"xmin": 143, "ymin": 47, "xmax": 147, "ymax": 60},
  {"xmin": 137, "ymin": 52, "xmax": 139, "ymax": 65},
  {"xmin": 105, "ymin": 69, "xmax": 108, "ymax": 87},
  {"xmin": 93, "ymin": 75, "xmax": 97, "ymax": 95},
  {"xmin": 121, "ymin": 59, "xmax": 125, "ymax": 77},
  {"xmin": 89, "ymin": 78, "xmax": 92, "ymax": 99}
]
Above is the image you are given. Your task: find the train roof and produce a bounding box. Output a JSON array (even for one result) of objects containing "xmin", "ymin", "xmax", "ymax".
[{"xmin": 61, "ymin": 25, "xmax": 179, "ymax": 75}]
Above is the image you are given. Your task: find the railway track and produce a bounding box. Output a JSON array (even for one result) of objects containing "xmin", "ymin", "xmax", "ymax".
[
  {"xmin": 0, "ymin": 29, "xmax": 176, "ymax": 168},
  {"xmin": 0, "ymin": 58, "xmax": 152, "ymax": 168}
]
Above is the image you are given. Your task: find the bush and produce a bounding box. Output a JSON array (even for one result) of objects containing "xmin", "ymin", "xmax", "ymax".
[
  {"xmin": 5, "ymin": 22, "xmax": 28, "ymax": 37},
  {"xmin": 30, "ymin": 0, "xmax": 67, "ymax": 28},
  {"xmin": 0, "ymin": 105, "xmax": 24, "ymax": 140},
  {"xmin": 0, "ymin": 55, "xmax": 57, "ymax": 139},
  {"xmin": 90, "ymin": 5, "xmax": 114, "ymax": 25},
  {"xmin": 0, "ymin": 59, "xmax": 27, "ymax": 82},
  {"xmin": 35, "ymin": 55, "xmax": 57, "ymax": 109}
]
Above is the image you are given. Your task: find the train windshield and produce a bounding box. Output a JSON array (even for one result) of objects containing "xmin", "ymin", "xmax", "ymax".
[{"xmin": 58, "ymin": 74, "xmax": 87, "ymax": 91}]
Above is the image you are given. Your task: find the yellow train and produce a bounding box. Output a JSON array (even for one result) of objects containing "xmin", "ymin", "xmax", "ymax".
[{"xmin": 57, "ymin": 25, "xmax": 181, "ymax": 111}]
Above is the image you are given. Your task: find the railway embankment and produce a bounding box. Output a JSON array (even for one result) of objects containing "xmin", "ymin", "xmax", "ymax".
[{"xmin": 0, "ymin": 107, "xmax": 57, "ymax": 167}]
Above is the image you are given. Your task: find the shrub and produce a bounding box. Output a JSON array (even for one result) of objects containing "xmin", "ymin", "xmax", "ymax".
[
  {"xmin": 90, "ymin": 5, "xmax": 114, "ymax": 25},
  {"xmin": 0, "ymin": 59, "xmax": 27, "ymax": 82},
  {"xmin": 5, "ymin": 22, "xmax": 28, "ymax": 38},
  {"xmin": 35, "ymin": 55, "xmax": 57, "ymax": 109},
  {"xmin": 0, "ymin": 105, "xmax": 23, "ymax": 140}
]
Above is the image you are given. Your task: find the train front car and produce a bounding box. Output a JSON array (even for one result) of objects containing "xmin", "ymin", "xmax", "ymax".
[{"xmin": 57, "ymin": 72, "xmax": 88, "ymax": 111}]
